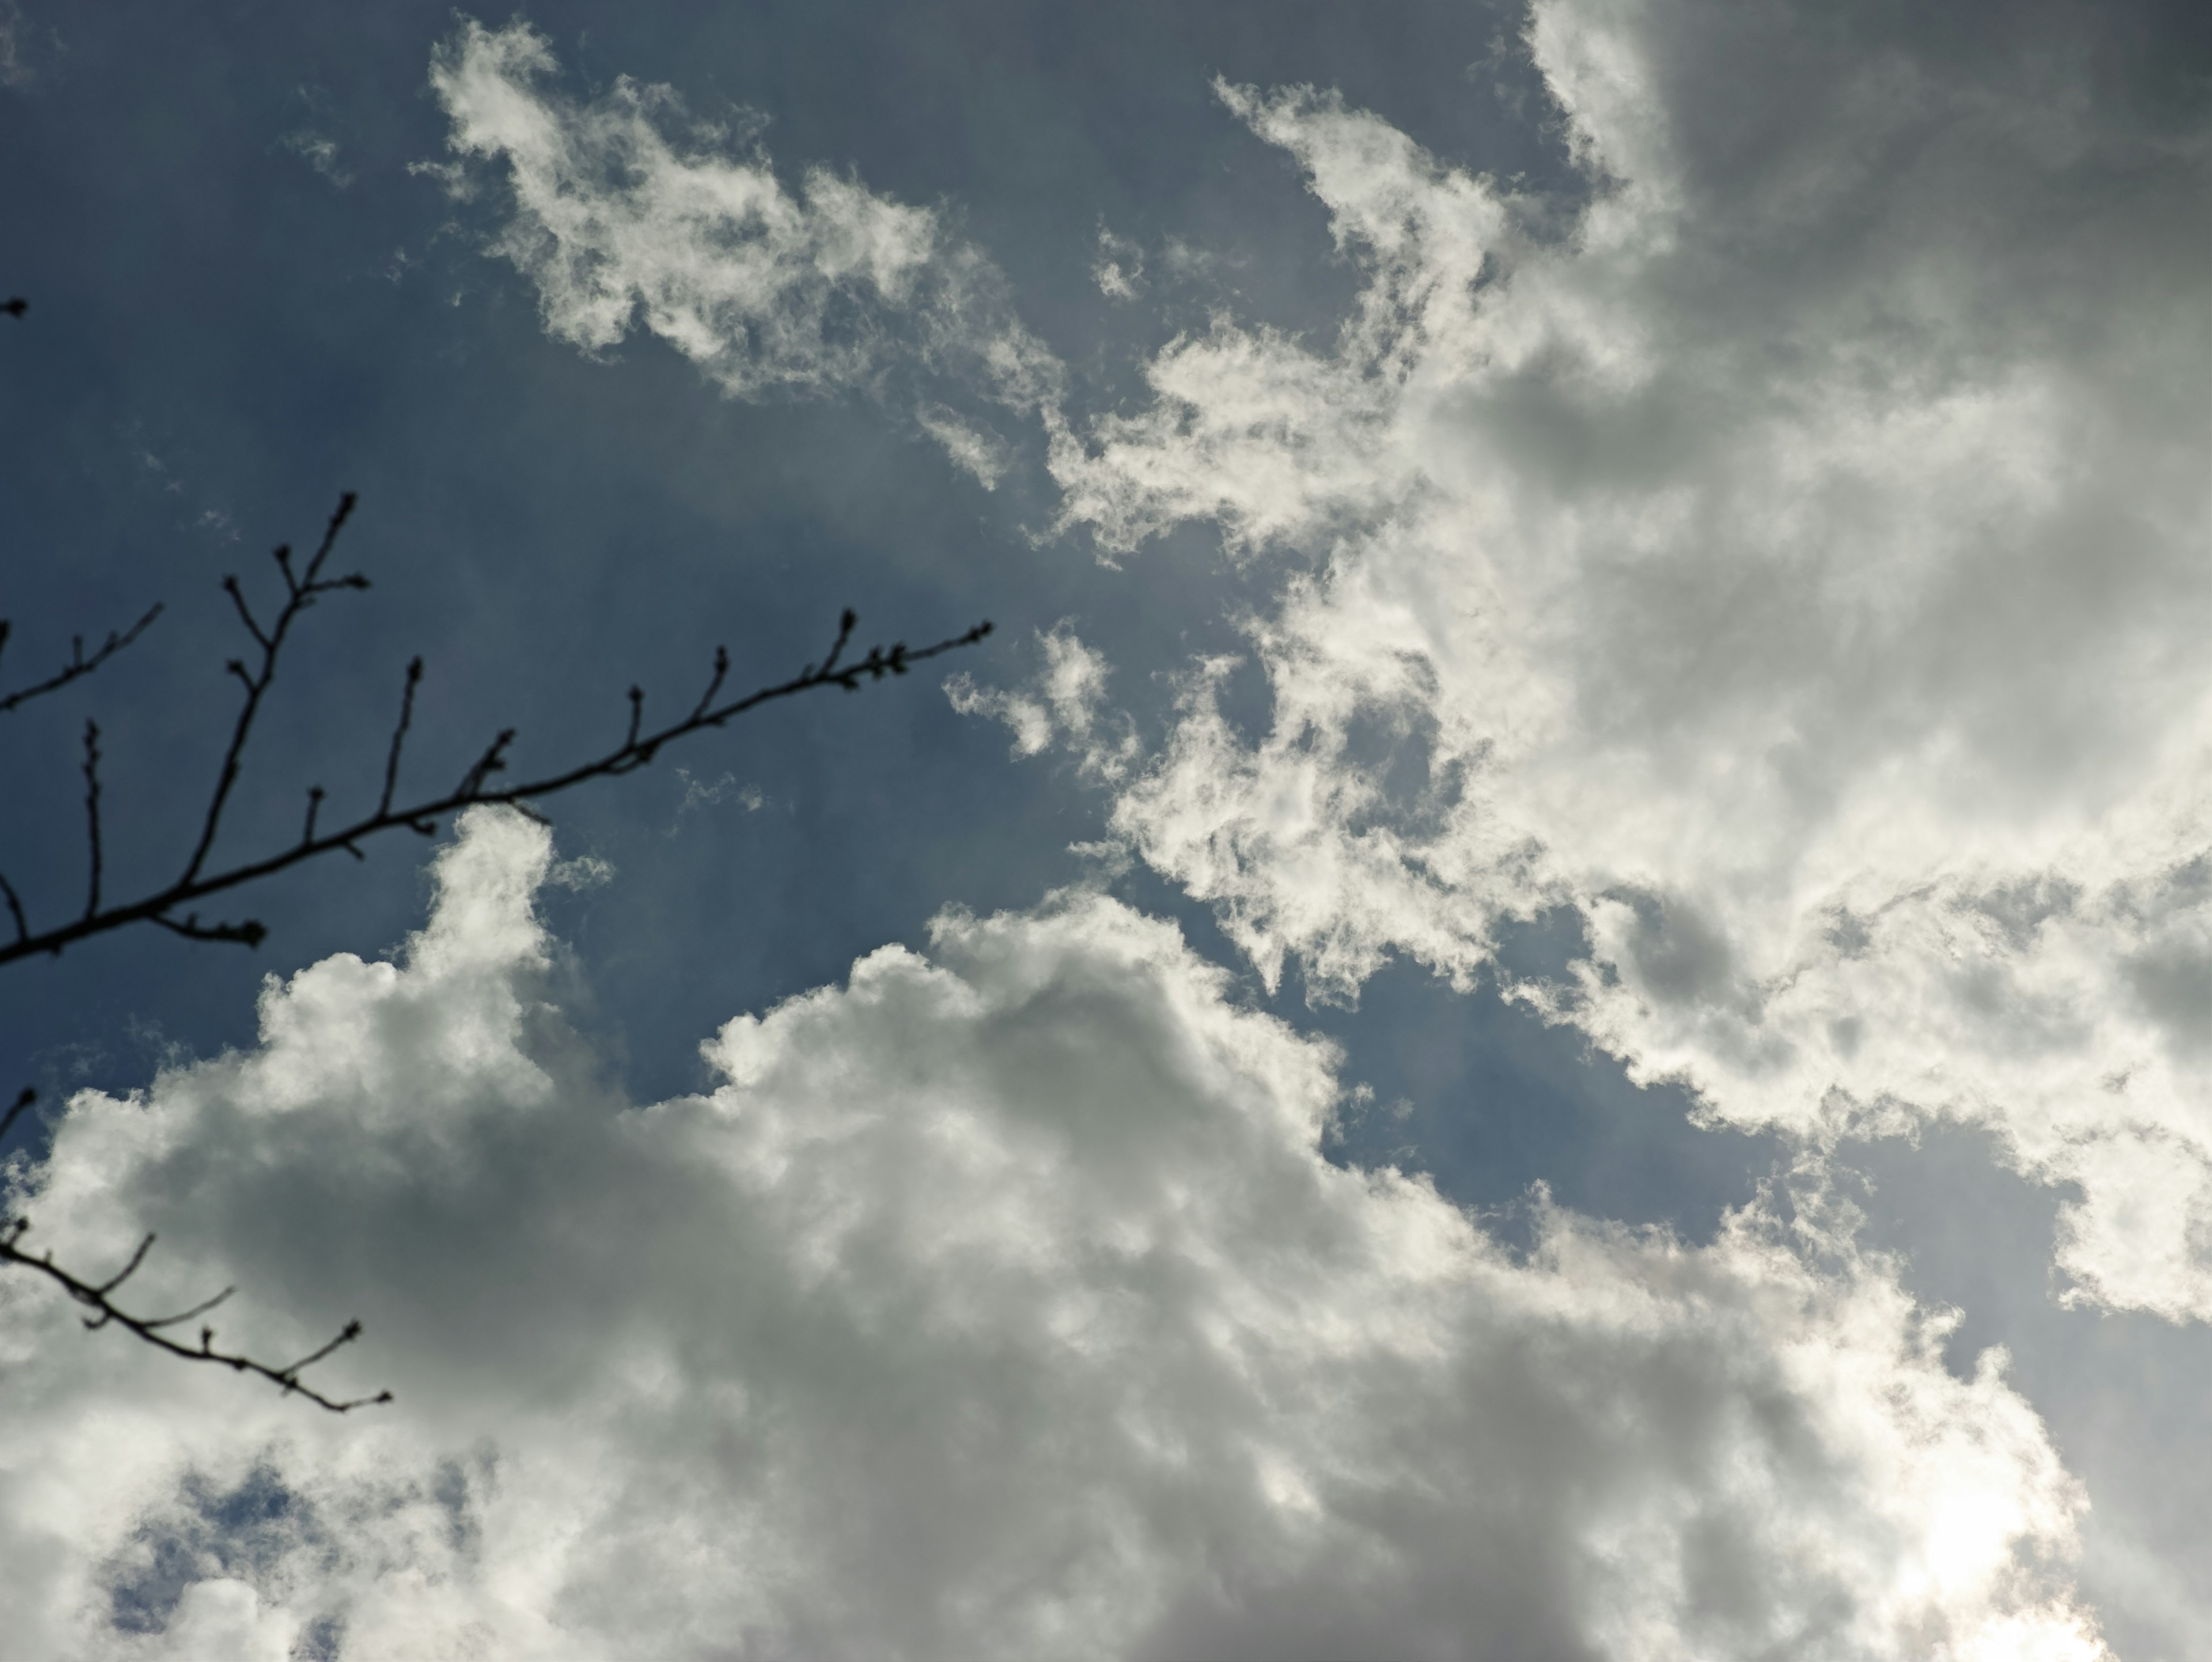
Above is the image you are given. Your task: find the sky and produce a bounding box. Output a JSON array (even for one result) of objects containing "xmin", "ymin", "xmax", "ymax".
[{"xmin": 2, "ymin": 1, "xmax": 2209, "ymax": 1657}]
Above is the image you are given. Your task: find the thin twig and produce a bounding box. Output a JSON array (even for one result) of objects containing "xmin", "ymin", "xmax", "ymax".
[
  {"xmin": 0, "ymin": 870, "xmax": 26, "ymax": 945},
  {"xmin": 688, "ymin": 646, "xmax": 729, "ymax": 721},
  {"xmin": 149, "ymin": 913, "xmax": 267, "ymax": 948},
  {"xmin": 179, "ymin": 494, "xmax": 361, "ymax": 886},
  {"xmin": 0, "ymin": 1086, "xmax": 35, "ymax": 1144},
  {"xmin": 454, "ymin": 729, "xmax": 516, "ymax": 802},
  {"xmin": 381, "ymin": 657, "xmax": 422, "ymax": 815},
  {"xmin": 80, "ymin": 721, "xmax": 103, "ymax": 919},
  {"xmin": 0, "ymin": 604, "xmax": 164, "ymax": 717},
  {"xmin": 0, "ymin": 1219, "xmax": 389, "ymax": 1413}
]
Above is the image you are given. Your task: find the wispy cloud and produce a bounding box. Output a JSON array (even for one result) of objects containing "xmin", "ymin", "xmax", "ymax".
[
  {"xmin": 282, "ymin": 128, "xmax": 351, "ymax": 188},
  {"xmin": 425, "ymin": 18, "xmax": 1064, "ymax": 484},
  {"xmin": 946, "ymin": 624, "xmax": 1140, "ymax": 783}
]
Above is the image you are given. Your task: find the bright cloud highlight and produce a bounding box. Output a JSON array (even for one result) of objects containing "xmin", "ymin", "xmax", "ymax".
[{"xmin": 1020, "ymin": 0, "xmax": 2212, "ymax": 1318}]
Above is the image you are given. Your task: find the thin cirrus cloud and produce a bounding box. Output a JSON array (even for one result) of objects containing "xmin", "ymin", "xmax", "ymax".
[
  {"xmin": 423, "ymin": 17, "xmax": 1065, "ymax": 487},
  {"xmin": 976, "ymin": 0, "xmax": 2212, "ymax": 1320},
  {"xmin": 0, "ymin": 811, "xmax": 2108, "ymax": 1659}
]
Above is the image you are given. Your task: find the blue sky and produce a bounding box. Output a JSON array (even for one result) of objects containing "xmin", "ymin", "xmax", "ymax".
[{"xmin": 3, "ymin": 3, "xmax": 2210, "ymax": 1657}]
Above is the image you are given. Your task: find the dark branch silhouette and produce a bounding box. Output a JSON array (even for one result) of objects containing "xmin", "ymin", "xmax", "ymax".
[
  {"xmin": 0, "ymin": 1218, "xmax": 390, "ymax": 1413},
  {"xmin": 0, "ymin": 1086, "xmax": 35, "ymax": 1145},
  {"xmin": 1, "ymin": 491, "xmax": 994, "ymax": 1410},
  {"xmin": 80, "ymin": 721, "xmax": 104, "ymax": 919},
  {"xmin": 0, "ymin": 603, "xmax": 164, "ymax": 716},
  {"xmin": 0, "ymin": 494, "xmax": 992, "ymax": 967}
]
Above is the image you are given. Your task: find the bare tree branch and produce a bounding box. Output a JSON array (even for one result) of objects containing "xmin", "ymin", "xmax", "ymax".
[
  {"xmin": 380, "ymin": 656, "xmax": 422, "ymax": 816},
  {"xmin": 80, "ymin": 720, "xmax": 103, "ymax": 920},
  {"xmin": 0, "ymin": 1218, "xmax": 389, "ymax": 1413},
  {"xmin": 1, "ymin": 1086, "xmax": 36, "ymax": 1145},
  {"xmin": 180, "ymin": 493, "xmax": 365, "ymax": 886},
  {"xmin": 0, "ymin": 870, "xmax": 27, "ymax": 947},
  {"xmin": 0, "ymin": 604, "xmax": 164, "ymax": 717},
  {"xmin": 0, "ymin": 495, "xmax": 993, "ymax": 968}
]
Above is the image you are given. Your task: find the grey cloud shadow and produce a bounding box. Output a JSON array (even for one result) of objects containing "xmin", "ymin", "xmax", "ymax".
[{"xmin": 1108, "ymin": 862, "xmax": 1786, "ymax": 1251}]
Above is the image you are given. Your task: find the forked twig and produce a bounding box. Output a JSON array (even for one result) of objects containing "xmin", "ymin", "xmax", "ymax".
[
  {"xmin": 0, "ymin": 1218, "xmax": 388, "ymax": 1413},
  {"xmin": 179, "ymin": 494, "xmax": 365, "ymax": 886},
  {"xmin": 0, "ymin": 604, "xmax": 164, "ymax": 717}
]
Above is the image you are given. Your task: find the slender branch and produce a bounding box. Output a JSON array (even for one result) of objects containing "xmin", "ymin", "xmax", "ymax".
[
  {"xmin": 179, "ymin": 494, "xmax": 361, "ymax": 886},
  {"xmin": 454, "ymin": 729, "xmax": 516, "ymax": 801},
  {"xmin": 94, "ymin": 1230, "xmax": 155, "ymax": 1295},
  {"xmin": 80, "ymin": 720, "xmax": 103, "ymax": 919},
  {"xmin": 380, "ymin": 657, "xmax": 422, "ymax": 815},
  {"xmin": 223, "ymin": 577, "xmax": 271, "ymax": 653},
  {"xmin": 0, "ymin": 497, "xmax": 993, "ymax": 968},
  {"xmin": 1, "ymin": 1086, "xmax": 35, "ymax": 1144},
  {"xmin": 0, "ymin": 870, "xmax": 25, "ymax": 945},
  {"xmin": 0, "ymin": 1218, "xmax": 389, "ymax": 1413},
  {"xmin": 149, "ymin": 913, "xmax": 267, "ymax": 948},
  {"xmin": 0, "ymin": 604, "xmax": 164, "ymax": 716},
  {"xmin": 689, "ymin": 646, "xmax": 729, "ymax": 721}
]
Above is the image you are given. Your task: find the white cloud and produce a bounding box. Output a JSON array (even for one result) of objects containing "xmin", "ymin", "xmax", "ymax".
[
  {"xmin": 281, "ymin": 130, "xmax": 350, "ymax": 190},
  {"xmin": 1043, "ymin": 0, "xmax": 2212, "ymax": 1317},
  {"xmin": 1092, "ymin": 225, "xmax": 1145, "ymax": 301},
  {"xmin": 425, "ymin": 17, "xmax": 1063, "ymax": 474},
  {"xmin": 946, "ymin": 624, "xmax": 1141, "ymax": 783},
  {"xmin": 544, "ymin": 851, "xmax": 614, "ymax": 889},
  {"xmin": 916, "ymin": 400, "xmax": 1015, "ymax": 489},
  {"xmin": 0, "ymin": 811, "xmax": 2110, "ymax": 1658}
]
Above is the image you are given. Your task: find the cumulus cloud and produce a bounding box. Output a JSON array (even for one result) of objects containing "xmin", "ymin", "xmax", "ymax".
[
  {"xmin": 425, "ymin": 18, "xmax": 1063, "ymax": 480},
  {"xmin": 0, "ymin": 811, "xmax": 2110, "ymax": 1658},
  {"xmin": 1041, "ymin": 0, "xmax": 2212, "ymax": 1316}
]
